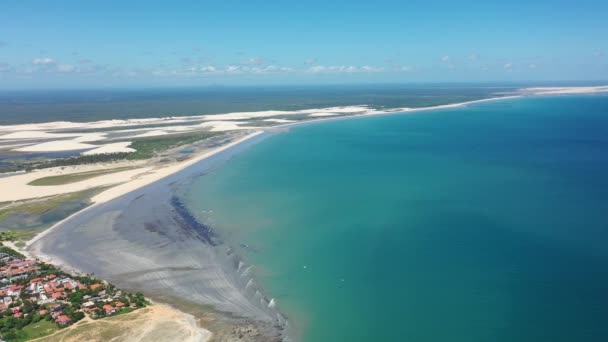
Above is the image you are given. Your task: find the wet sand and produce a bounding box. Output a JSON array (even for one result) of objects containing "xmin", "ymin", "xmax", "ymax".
[{"xmin": 28, "ymin": 132, "xmax": 288, "ymax": 341}]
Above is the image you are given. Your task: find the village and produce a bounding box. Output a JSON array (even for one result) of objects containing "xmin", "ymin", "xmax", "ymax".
[{"xmin": 0, "ymin": 245, "xmax": 147, "ymax": 341}]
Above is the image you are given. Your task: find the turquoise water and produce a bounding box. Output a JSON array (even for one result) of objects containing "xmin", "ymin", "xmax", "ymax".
[{"xmin": 186, "ymin": 95, "xmax": 608, "ymax": 341}]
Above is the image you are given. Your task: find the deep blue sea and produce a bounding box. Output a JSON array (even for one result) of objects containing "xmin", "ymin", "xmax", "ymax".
[{"xmin": 186, "ymin": 95, "xmax": 608, "ymax": 341}]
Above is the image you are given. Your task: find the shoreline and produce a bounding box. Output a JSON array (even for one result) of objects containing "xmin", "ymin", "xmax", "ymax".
[
  {"xmin": 23, "ymin": 93, "xmax": 525, "ymax": 342},
  {"xmin": 20, "ymin": 90, "xmax": 605, "ymax": 340},
  {"xmin": 25, "ymin": 94, "xmax": 522, "ymax": 249},
  {"xmin": 25, "ymin": 130, "xmax": 264, "ymax": 248}
]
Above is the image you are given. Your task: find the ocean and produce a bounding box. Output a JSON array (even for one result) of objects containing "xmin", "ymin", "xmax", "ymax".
[{"xmin": 184, "ymin": 94, "xmax": 608, "ymax": 341}]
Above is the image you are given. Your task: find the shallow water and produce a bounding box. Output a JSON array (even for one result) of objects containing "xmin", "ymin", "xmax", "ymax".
[{"xmin": 186, "ymin": 95, "xmax": 608, "ymax": 341}]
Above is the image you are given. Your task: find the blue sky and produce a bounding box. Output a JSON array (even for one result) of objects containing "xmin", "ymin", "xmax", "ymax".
[{"xmin": 1, "ymin": 0, "xmax": 607, "ymax": 88}]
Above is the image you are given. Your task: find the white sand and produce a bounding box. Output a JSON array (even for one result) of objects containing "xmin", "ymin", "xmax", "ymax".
[
  {"xmin": 309, "ymin": 112, "xmax": 340, "ymax": 117},
  {"xmin": 82, "ymin": 142, "xmax": 136, "ymax": 155},
  {"xmin": 264, "ymin": 119, "xmax": 295, "ymax": 123},
  {"xmin": 0, "ymin": 164, "xmax": 152, "ymax": 202},
  {"xmin": 130, "ymin": 130, "xmax": 170, "ymax": 138},
  {"xmin": 197, "ymin": 121, "xmax": 253, "ymax": 132},
  {"xmin": 522, "ymin": 86, "xmax": 608, "ymax": 95},
  {"xmin": 74, "ymin": 133, "xmax": 107, "ymax": 142},
  {"xmin": 15, "ymin": 140, "xmax": 97, "ymax": 152},
  {"xmin": 0, "ymin": 131, "xmax": 80, "ymax": 140}
]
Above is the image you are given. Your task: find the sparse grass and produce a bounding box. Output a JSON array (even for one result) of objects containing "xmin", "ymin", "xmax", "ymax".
[
  {"xmin": 0, "ymin": 188, "xmax": 98, "ymax": 224},
  {"xmin": 28, "ymin": 167, "xmax": 135, "ymax": 186},
  {"xmin": 1, "ymin": 131, "xmax": 225, "ymax": 174},
  {"xmin": 0, "ymin": 245, "xmax": 26, "ymax": 258},
  {"xmin": 0, "ymin": 229, "xmax": 38, "ymax": 242},
  {"xmin": 10, "ymin": 319, "xmax": 59, "ymax": 342},
  {"xmin": 35, "ymin": 308, "xmax": 151, "ymax": 342},
  {"xmin": 124, "ymin": 131, "xmax": 223, "ymax": 160}
]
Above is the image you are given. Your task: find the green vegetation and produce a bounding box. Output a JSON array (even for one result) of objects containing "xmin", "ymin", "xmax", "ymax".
[
  {"xmin": 1, "ymin": 131, "xmax": 224, "ymax": 174},
  {"xmin": 0, "ymin": 245, "xmax": 147, "ymax": 341},
  {"xmin": 0, "ymin": 231, "xmax": 37, "ymax": 243},
  {"xmin": 123, "ymin": 131, "xmax": 222, "ymax": 160},
  {"xmin": 33, "ymin": 308, "xmax": 148, "ymax": 342},
  {"xmin": 0, "ymin": 245, "xmax": 25, "ymax": 259},
  {"xmin": 27, "ymin": 167, "xmax": 134, "ymax": 186},
  {"xmin": 0, "ymin": 189, "xmax": 93, "ymax": 224},
  {"xmin": 10, "ymin": 320, "xmax": 58, "ymax": 342}
]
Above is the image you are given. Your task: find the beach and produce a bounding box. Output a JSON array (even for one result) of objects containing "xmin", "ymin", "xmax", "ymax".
[{"xmin": 9, "ymin": 86, "xmax": 606, "ymax": 341}]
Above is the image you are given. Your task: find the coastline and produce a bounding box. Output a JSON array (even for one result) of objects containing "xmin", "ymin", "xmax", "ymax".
[
  {"xmin": 21, "ymin": 89, "xmax": 607, "ymax": 340},
  {"xmin": 26, "ymin": 130, "xmax": 264, "ymax": 248},
  {"xmin": 24, "ymin": 94, "xmax": 525, "ymax": 342},
  {"xmin": 25, "ymin": 94, "xmax": 522, "ymax": 250}
]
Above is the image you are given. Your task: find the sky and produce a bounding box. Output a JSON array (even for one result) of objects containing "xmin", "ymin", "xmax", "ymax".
[{"xmin": 1, "ymin": 0, "xmax": 607, "ymax": 89}]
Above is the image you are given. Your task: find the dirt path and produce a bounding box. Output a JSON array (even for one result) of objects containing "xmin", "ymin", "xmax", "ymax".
[{"xmin": 31, "ymin": 304, "xmax": 212, "ymax": 342}]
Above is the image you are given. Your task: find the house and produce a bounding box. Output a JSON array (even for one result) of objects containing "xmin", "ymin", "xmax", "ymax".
[
  {"xmin": 115, "ymin": 301, "xmax": 125, "ymax": 308},
  {"xmin": 51, "ymin": 292, "xmax": 65, "ymax": 300},
  {"xmin": 50, "ymin": 304, "xmax": 63, "ymax": 312},
  {"xmin": 56, "ymin": 315, "xmax": 71, "ymax": 325},
  {"xmin": 39, "ymin": 309, "xmax": 48, "ymax": 315},
  {"xmin": 82, "ymin": 301, "xmax": 95, "ymax": 308},
  {"xmin": 102, "ymin": 304, "xmax": 115, "ymax": 315},
  {"xmin": 90, "ymin": 283, "xmax": 102, "ymax": 291},
  {"xmin": 13, "ymin": 312, "xmax": 23, "ymax": 318}
]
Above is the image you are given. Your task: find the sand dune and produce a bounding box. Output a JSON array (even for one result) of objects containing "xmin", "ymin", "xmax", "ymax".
[
  {"xmin": 15, "ymin": 140, "xmax": 97, "ymax": 152},
  {"xmin": 82, "ymin": 142, "xmax": 135, "ymax": 155},
  {"xmin": 522, "ymin": 86, "xmax": 608, "ymax": 95},
  {"xmin": 0, "ymin": 164, "xmax": 152, "ymax": 202}
]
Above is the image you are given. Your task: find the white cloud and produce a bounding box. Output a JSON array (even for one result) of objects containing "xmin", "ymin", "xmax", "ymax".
[
  {"xmin": 32, "ymin": 57, "xmax": 56, "ymax": 65},
  {"xmin": 468, "ymin": 53, "xmax": 479, "ymax": 61},
  {"xmin": 400, "ymin": 66, "xmax": 414, "ymax": 71},
  {"xmin": 503, "ymin": 62, "xmax": 513, "ymax": 69},
  {"xmin": 226, "ymin": 65, "xmax": 241, "ymax": 73},
  {"xmin": 360, "ymin": 65, "xmax": 384, "ymax": 72},
  {"xmin": 200, "ymin": 66, "xmax": 217, "ymax": 73},
  {"xmin": 528, "ymin": 63, "xmax": 537, "ymax": 69},
  {"xmin": 307, "ymin": 65, "xmax": 384, "ymax": 73},
  {"xmin": 441, "ymin": 55, "xmax": 450, "ymax": 62},
  {"xmin": 57, "ymin": 64, "xmax": 76, "ymax": 73},
  {"xmin": 250, "ymin": 65, "xmax": 292, "ymax": 73}
]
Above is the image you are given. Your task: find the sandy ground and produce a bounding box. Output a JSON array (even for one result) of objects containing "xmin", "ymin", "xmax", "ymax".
[
  {"xmin": 0, "ymin": 132, "xmax": 262, "ymax": 204},
  {"xmin": 0, "ymin": 105, "xmax": 386, "ymax": 154},
  {"xmin": 15, "ymin": 140, "xmax": 97, "ymax": 152},
  {"xmin": 32, "ymin": 304, "xmax": 212, "ymax": 342},
  {"xmin": 2, "ymin": 240, "xmax": 34, "ymax": 259},
  {"xmin": 81, "ymin": 142, "xmax": 136, "ymax": 155},
  {"xmin": 521, "ymin": 86, "xmax": 608, "ymax": 95},
  {"xmin": 0, "ymin": 162, "xmax": 151, "ymax": 202}
]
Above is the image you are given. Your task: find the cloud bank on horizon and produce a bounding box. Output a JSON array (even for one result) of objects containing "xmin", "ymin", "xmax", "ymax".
[{"xmin": 0, "ymin": 0, "xmax": 607, "ymax": 88}]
